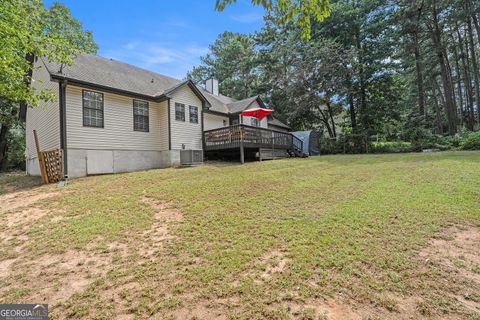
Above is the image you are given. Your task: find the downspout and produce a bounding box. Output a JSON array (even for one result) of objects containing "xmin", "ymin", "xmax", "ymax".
[
  {"xmin": 167, "ymin": 98, "xmax": 172, "ymax": 150},
  {"xmin": 201, "ymin": 101, "xmax": 205, "ymax": 152},
  {"xmin": 59, "ymin": 80, "xmax": 68, "ymax": 177}
]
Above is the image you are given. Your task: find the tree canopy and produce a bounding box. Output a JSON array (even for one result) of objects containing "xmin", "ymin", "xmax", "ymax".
[
  {"xmin": 215, "ymin": 0, "xmax": 331, "ymax": 40},
  {"xmin": 0, "ymin": 0, "xmax": 97, "ymax": 106},
  {"xmin": 0, "ymin": 0, "xmax": 97, "ymax": 170},
  {"xmin": 187, "ymin": 32, "xmax": 260, "ymax": 100},
  {"xmin": 196, "ymin": 0, "xmax": 480, "ymax": 145}
]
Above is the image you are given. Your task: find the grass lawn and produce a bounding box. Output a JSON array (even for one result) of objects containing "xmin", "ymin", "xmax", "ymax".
[{"xmin": 0, "ymin": 152, "xmax": 479, "ymax": 319}]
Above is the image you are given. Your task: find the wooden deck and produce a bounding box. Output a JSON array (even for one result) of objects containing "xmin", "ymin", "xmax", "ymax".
[{"xmin": 204, "ymin": 125, "xmax": 303, "ymax": 162}]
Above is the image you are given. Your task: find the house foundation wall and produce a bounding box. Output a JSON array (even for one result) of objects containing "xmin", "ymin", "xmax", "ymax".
[
  {"xmin": 64, "ymin": 149, "xmax": 183, "ymax": 178},
  {"xmin": 27, "ymin": 149, "xmax": 188, "ymax": 178},
  {"xmin": 26, "ymin": 156, "xmax": 40, "ymax": 176}
]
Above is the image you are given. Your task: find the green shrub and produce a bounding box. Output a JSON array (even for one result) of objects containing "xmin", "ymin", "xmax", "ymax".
[
  {"xmin": 320, "ymin": 134, "xmax": 369, "ymax": 155},
  {"xmin": 4, "ymin": 125, "xmax": 25, "ymax": 171},
  {"xmin": 407, "ymin": 133, "xmax": 454, "ymax": 152},
  {"xmin": 460, "ymin": 131, "xmax": 480, "ymax": 150},
  {"xmin": 370, "ymin": 141, "xmax": 412, "ymax": 153},
  {"xmin": 320, "ymin": 137, "xmax": 343, "ymax": 155},
  {"xmin": 435, "ymin": 128, "xmax": 470, "ymax": 148}
]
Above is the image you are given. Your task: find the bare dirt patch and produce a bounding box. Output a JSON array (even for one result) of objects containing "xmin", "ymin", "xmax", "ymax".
[
  {"xmin": 419, "ymin": 225, "xmax": 480, "ymax": 280},
  {"xmin": 5, "ymin": 207, "xmax": 50, "ymax": 227},
  {"xmin": 418, "ymin": 224, "xmax": 480, "ymax": 315},
  {"xmin": 169, "ymin": 301, "xmax": 228, "ymax": 320},
  {"xmin": 233, "ymin": 249, "xmax": 290, "ymax": 288},
  {"xmin": 284, "ymin": 225, "xmax": 480, "ymax": 320},
  {"xmin": 0, "ymin": 259, "xmax": 17, "ymax": 276},
  {"xmin": 139, "ymin": 197, "xmax": 183, "ymax": 257},
  {"xmin": 142, "ymin": 197, "xmax": 184, "ymax": 222},
  {"xmin": 259, "ymin": 249, "xmax": 289, "ymax": 280},
  {"xmin": 288, "ymin": 295, "xmax": 446, "ymax": 320},
  {"xmin": 288, "ymin": 298, "xmax": 366, "ymax": 320},
  {"xmin": 0, "ymin": 189, "xmax": 60, "ymax": 213},
  {"xmin": 0, "ymin": 246, "xmax": 125, "ymax": 304}
]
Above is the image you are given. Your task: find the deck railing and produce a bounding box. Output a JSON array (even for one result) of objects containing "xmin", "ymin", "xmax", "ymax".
[{"xmin": 204, "ymin": 124, "xmax": 301, "ymax": 152}]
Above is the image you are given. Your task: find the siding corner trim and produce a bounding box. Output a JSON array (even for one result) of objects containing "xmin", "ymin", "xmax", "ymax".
[{"xmin": 167, "ymin": 98, "xmax": 172, "ymax": 150}]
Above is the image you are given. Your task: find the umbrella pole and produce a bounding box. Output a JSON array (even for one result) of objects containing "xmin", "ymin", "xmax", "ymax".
[{"xmin": 239, "ymin": 126, "xmax": 245, "ymax": 164}]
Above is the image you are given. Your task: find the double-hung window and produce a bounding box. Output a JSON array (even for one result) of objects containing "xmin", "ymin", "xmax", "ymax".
[
  {"xmin": 83, "ymin": 90, "xmax": 104, "ymax": 128},
  {"xmin": 251, "ymin": 118, "xmax": 260, "ymax": 127},
  {"xmin": 189, "ymin": 106, "xmax": 198, "ymax": 124},
  {"xmin": 133, "ymin": 100, "xmax": 149, "ymax": 132},
  {"xmin": 175, "ymin": 103, "xmax": 185, "ymax": 121}
]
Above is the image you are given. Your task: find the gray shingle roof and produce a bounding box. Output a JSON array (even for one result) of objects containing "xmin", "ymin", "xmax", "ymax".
[
  {"xmin": 225, "ymin": 96, "xmax": 260, "ymax": 114},
  {"xmin": 268, "ymin": 117, "xmax": 291, "ymax": 130},
  {"xmin": 43, "ymin": 54, "xmax": 181, "ymax": 97},
  {"xmin": 42, "ymin": 54, "xmax": 275, "ymax": 117},
  {"xmin": 200, "ymin": 90, "xmax": 233, "ymax": 113}
]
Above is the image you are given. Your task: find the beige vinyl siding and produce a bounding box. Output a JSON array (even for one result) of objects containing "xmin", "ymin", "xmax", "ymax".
[
  {"xmin": 26, "ymin": 58, "xmax": 60, "ymax": 160},
  {"xmin": 239, "ymin": 101, "xmax": 268, "ymax": 128},
  {"xmin": 65, "ymin": 86, "xmax": 168, "ymax": 151},
  {"xmin": 204, "ymin": 113, "xmax": 229, "ymax": 130},
  {"xmin": 170, "ymin": 85, "xmax": 203, "ymax": 150}
]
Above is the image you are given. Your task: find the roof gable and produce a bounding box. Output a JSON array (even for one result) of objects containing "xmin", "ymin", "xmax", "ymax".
[
  {"xmin": 268, "ymin": 117, "xmax": 291, "ymax": 130},
  {"xmin": 163, "ymin": 80, "xmax": 209, "ymax": 107},
  {"xmin": 43, "ymin": 54, "xmax": 276, "ymax": 117},
  {"xmin": 226, "ymin": 96, "xmax": 259, "ymax": 114},
  {"xmin": 45, "ymin": 54, "xmax": 181, "ymax": 98}
]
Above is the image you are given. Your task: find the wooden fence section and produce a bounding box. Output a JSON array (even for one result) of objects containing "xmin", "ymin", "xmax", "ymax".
[
  {"xmin": 42, "ymin": 149, "xmax": 64, "ymax": 183},
  {"xmin": 33, "ymin": 130, "xmax": 64, "ymax": 184}
]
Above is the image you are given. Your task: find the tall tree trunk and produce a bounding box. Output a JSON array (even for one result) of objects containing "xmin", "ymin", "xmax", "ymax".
[
  {"xmin": 0, "ymin": 124, "xmax": 10, "ymax": 171},
  {"xmin": 355, "ymin": 26, "xmax": 368, "ymax": 130},
  {"xmin": 467, "ymin": 18, "xmax": 480, "ymax": 124},
  {"xmin": 430, "ymin": 0, "xmax": 457, "ymax": 134},
  {"xmin": 446, "ymin": 53, "xmax": 457, "ymax": 121},
  {"xmin": 349, "ymin": 92, "xmax": 357, "ymax": 132},
  {"xmin": 472, "ymin": 13, "xmax": 480, "ymax": 48},
  {"xmin": 318, "ymin": 108, "xmax": 334, "ymax": 138},
  {"xmin": 413, "ymin": 31, "xmax": 426, "ymax": 116},
  {"xmin": 434, "ymin": 77, "xmax": 447, "ymax": 110},
  {"xmin": 431, "ymin": 78, "xmax": 443, "ymax": 134},
  {"xmin": 412, "ymin": 1, "xmax": 426, "ymax": 117},
  {"xmin": 458, "ymin": 26, "xmax": 476, "ymax": 130},
  {"xmin": 326, "ymin": 102, "xmax": 337, "ymax": 138},
  {"xmin": 450, "ymin": 35, "xmax": 464, "ymax": 125}
]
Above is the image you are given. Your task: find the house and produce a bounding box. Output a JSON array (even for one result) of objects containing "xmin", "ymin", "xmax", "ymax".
[{"xmin": 26, "ymin": 54, "xmax": 297, "ymax": 178}]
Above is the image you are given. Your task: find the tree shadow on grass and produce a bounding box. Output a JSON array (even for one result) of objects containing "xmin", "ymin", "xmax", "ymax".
[
  {"xmin": 313, "ymin": 150, "xmax": 480, "ymax": 166},
  {"xmin": 0, "ymin": 172, "xmax": 42, "ymax": 195}
]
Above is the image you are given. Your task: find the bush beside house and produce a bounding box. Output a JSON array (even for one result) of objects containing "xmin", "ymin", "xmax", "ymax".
[
  {"xmin": 460, "ymin": 131, "xmax": 480, "ymax": 150},
  {"xmin": 320, "ymin": 130, "xmax": 480, "ymax": 155}
]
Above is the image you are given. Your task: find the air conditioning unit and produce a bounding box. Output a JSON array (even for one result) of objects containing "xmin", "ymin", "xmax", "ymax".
[{"xmin": 180, "ymin": 150, "xmax": 204, "ymax": 165}]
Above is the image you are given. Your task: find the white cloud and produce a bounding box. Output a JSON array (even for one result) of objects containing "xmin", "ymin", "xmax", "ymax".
[
  {"xmin": 124, "ymin": 41, "xmax": 140, "ymax": 50},
  {"xmin": 186, "ymin": 45, "xmax": 209, "ymax": 56},
  {"xmin": 142, "ymin": 47, "xmax": 180, "ymax": 65},
  {"xmin": 230, "ymin": 12, "xmax": 263, "ymax": 23},
  {"xmin": 164, "ymin": 17, "xmax": 190, "ymax": 28},
  {"xmin": 100, "ymin": 41, "xmax": 208, "ymax": 79}
]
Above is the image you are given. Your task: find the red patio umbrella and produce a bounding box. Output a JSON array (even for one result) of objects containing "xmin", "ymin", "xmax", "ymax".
[{"xmin": 240, "ymin": 107, "xmax": 274, "ymax": 120}]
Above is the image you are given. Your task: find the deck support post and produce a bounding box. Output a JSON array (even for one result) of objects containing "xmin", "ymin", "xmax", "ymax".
[
  {"xmin": 239, "ymin": 127, "xmax": 245, "ymax": 164},
  {"xmin": 271, "ymin": 131, "xmax": 275, "ymax": 159}
]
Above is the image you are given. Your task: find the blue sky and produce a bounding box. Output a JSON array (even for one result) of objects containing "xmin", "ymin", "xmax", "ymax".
[{"xmin": 44, "ymin": 0, "xmax": 265, "ymax": 79}]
